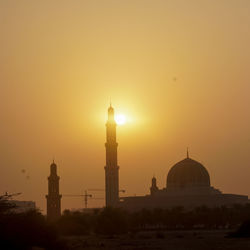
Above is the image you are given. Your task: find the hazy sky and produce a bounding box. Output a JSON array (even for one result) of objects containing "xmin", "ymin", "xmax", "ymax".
[{"xmin": 1, "ymin": 0, "xmax": 250, "ymax": 212}]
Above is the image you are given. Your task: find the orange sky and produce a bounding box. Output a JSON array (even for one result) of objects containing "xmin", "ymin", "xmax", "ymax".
[{"xmin": 0, "ymin": 0, "xmax": 250, "ymax": 213}]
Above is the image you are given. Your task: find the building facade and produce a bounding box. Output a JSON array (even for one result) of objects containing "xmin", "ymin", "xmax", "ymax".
[
  {"xmin": 46, "ymin": 161, "xmax": 62, "ymax": 220},
  {"xmin": 104, "ymin": 105, "xmax": 119, "ymax": 207}
]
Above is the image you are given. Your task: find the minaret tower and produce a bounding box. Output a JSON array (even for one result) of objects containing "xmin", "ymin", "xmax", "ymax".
[
  {"xmin": 46, "ymin": 161, "xmax": 62, "ymax": 220},
  {"xmin": 105, "ymin": 104, "xmax": 119, "ymax": 207},
  {"xmin": 150, "ymin": 176, "xmax": 159, "ymax": 196}
]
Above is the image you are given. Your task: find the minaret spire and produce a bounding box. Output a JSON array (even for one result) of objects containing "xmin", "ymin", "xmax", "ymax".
[
  {"xmin": 46, "ymin": 161, "xmax": 62, "ymax": 220},
  {"xmin": 150, "ymin": 175, "xmax": 158, "ymax": 195},
  {"xmin": 105, "ymin": 104, "xmax": 119, "ymax": 207}
]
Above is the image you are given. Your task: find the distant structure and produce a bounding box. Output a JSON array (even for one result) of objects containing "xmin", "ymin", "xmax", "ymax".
[
  {"xmin": 150, "ymin": 176, "xmax": 159, "ymax": 196},
  {"xmin": 104, "ymin": 104, "xmax": 119, "ymax": 207},
  {"xmin": 120, "ymin": 150, "xmax": 249, "ymax": 210},
  {"xmin": 10, "ymin": 200, "xmax": 36, "ymax": 213},
  {"xmin": 46, "ymin": 161, "xmax": 62, "ymax": 220}
]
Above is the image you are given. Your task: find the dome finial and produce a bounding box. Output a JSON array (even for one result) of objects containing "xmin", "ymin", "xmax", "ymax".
[
  {"xmin": 109, "ymin": 97, "xmax": 112, "ymax": 108},
  {"xmin": 187, "ymin": 147, "xmax": 189, "ymax": 158}
]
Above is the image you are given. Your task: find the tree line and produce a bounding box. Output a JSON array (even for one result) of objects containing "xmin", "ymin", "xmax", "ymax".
[
  {"xmin": 1, "ymin": 194, "xmax": 250, "ymax": 249},
  {"xmin": 56, "ymin": 204, "xmax": 250, "ymax": 235}
]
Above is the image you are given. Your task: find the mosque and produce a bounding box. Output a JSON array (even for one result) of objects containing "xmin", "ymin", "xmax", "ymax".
[
  {"xmin": 104, "ymin": 105, "xmax": 249, "ymax": 211},
  {"xmin": 46, "ymin": 105, "xmax": 249, "ymax": 218},
  {"xmin": 120, "ymin": 153, "xmax": 249, "ymax": 210}
]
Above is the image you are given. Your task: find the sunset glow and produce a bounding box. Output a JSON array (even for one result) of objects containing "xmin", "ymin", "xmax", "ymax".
[
  {"xmin": 1, "ymin": 0, "xmax": 250, "ymax": 214},
  {"xmin": 115, "ymin": 114, "xmax": 127, "ymax": 125}
]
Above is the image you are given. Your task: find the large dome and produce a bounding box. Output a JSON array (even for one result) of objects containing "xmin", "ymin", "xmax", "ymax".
[{"xmin": 167, "ymin": 157, "xmax": 210, "ymax": 188}]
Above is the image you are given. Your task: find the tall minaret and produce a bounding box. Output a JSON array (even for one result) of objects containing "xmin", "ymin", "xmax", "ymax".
[
  {"xmin": 46, "ymin": 161, "xmax": 62, "ymax": 220},
  {"xmin": 104, "ymin": 104, "xmax": 119, "ymax": 207}
]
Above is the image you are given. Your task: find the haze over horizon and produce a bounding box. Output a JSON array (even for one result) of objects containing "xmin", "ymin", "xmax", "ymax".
[{"xmin": 1, "ymin": 0, "xmax": 250, "ymax": 212}]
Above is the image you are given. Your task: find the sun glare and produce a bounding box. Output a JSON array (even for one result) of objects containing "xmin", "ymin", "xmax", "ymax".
[{"xmin": 115, "ymin": 114, "xmax": 127, "ymax": 125}]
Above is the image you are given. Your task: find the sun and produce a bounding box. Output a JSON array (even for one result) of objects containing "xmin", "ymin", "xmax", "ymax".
[{"xmin": 115, "ymin": 114, "xmax": 127, "ymax": 125}]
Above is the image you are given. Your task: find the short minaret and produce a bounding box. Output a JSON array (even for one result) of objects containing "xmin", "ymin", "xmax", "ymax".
[
  {"xmin": 46, "ymin": 161, "xmax": 62, "ymax": 220},
  {"xmin": 104, "ymin": 104, "xmax": 119, "ymax": 207},
  {"xmin": 150, "ymin": 176, "xmax": 159, "ymax": 195}
]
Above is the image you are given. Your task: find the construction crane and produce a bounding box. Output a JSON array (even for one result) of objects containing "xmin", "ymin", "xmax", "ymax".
[
  {"xmin": 88, "ymin": 189, "xmax": 126, "ymax": 193},
  {"xmin": 63, "ymin": 190, "xmax": 103, "ymax": 209}
]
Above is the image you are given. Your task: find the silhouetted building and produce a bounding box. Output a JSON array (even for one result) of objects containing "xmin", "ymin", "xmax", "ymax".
[
  {"xmin": 46, "ymin": 161, "xmax": 62, "ymax": 220},
  {"xmin": 101, "ymin": 106, "xmax": 249, "ymax": 210},
  {"xmin": 105, "ymin": 105, "xmax": 119, "ymax": 207},
  {"xmin": 10, "ymin": 200, "xmax": 36, "ymax": 213},
  {"xmin": 120, "ymin": 150, "xmax": 249, "ymax": 210}
]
